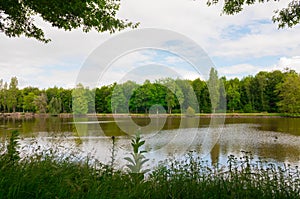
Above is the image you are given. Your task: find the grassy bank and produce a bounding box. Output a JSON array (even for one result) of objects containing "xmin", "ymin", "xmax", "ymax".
[{"xmin": 0, "ymin": 132, "xmax": 299, "ymax": 199}]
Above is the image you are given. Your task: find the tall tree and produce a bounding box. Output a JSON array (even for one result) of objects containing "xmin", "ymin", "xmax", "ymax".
[
  {"xmin": 121, "ymin": 80, "xmax": 139, "ymax": 111},
  {"xmin": 0, "ymin": 0, "xmax": 137, "ymax": 42},
  {"xmin": 277, "ymin": 73, "xmax": 300, "ymax": 114},
  {"xmin": 265, "ymin": 70, "xmax": 284, "ymax": 112},
  {"xmin": 72, "ymin": 84, "xmax": 88, "ymax": 115},
  {"xmin": 23, "ymin": 92, "xmax": 37, "ymax": 112},
  {"xmin": 160, "ymin": 78, "xmax": 184, "ymax": 114},
  {"xmin": 0, "ymin": 79, "xmax": 3, "ymax": 112},
  {"xmin": 226, "ymin": 78, "xmax": 240, "ymax": 112},
  {"xmin": 8, "ymin": 77, "xmax": 18, "ymax": 112},
  {"xmin": 207, "ymin": 67, "xmax": 220, "ymax": 113},
  {"xmin": 111, "ymin": 84, "xmax": 126, "ymax": 113},
  {"xmin": 240, "ymin": 76, "xmax": 254, "ymax": 113},
  {"xmin": 59, "ymin": 88, "xmax": 72, "ymax": 113},
  {"xmin": 176, "ymin": 79, "xmax": 198, "ymax": 111},
  {"xmin": 252, "ymin": 72, "xmax": 268, "ymax": 112},
  {"xmin": 34, "ymin": 93, "xmax": 48, "ymax": 113},
  {"xmin": 48, "ymin": 97, "xmax": 62, "ymax": 115},
  {"xmin": 192, "ymin": 78, "xmax": 211, "ymax": 113},
  {"xmin": 2, "ymin": 82, "xmax": 8, "ymax": 113},
  {"xmin": 95, "ymin": 84, "xmax": 114, "ymax": 113}
]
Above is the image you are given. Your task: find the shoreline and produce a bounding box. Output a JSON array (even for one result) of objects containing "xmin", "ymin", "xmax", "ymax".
[{"xmin": 0, "ymin": 112, "xmax": 296, "ymax": 119}]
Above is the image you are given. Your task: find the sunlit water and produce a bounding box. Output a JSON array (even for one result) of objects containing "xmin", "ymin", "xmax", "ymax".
[{"xmin": 0, "ymin": 116, "xmax": 299, "ymax": 169}]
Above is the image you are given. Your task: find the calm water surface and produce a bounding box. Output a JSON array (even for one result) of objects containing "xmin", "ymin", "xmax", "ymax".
[{"xmin": 0, "ymin": 116, "xmax": 299, "ymax": 168}]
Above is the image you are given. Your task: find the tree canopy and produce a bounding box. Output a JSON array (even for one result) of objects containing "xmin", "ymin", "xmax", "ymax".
[
  {"xmin": 0, "ymin": 0, "xmax": 137, "ymax": 43},
  {"xmin": 207, "ymin": 0, "xmax": 300, "ymax": 28},
  {"xmin": 1, "ymin": 68, "xmax": 300, "ymax": 115}
]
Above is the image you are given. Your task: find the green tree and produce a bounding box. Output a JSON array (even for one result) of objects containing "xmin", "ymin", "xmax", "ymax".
[
  {"xmin": 226, "ymin": 78, "xmax": 240, "ymax": 112},
  {"xmin": 277, "ymin": 73, "xmax": 300, "ymax": 114},
  {"xmin": 253, "ymin": 71, "xmax": 268, "ymax": 112},
  {"xmin": 0, "ymin": 79, "xmax": 4, "ymax": 112},
  {"xmin": 218, "ymin": 76, "xmax": 227, "ymax": 112},
  {"xmin": 160, "ymin": 78, "xmax": 184, "ymax": 114},
  {"xmin": 46, "ymin": 87, "xmax": 60, "ymax": 102},
  {"xmin": 86, "ymin": 88, "xmax": 95, "ymax": 113},
  {"xmin": 176, "ymin": 79, "xmax": 198, "ymax": 111},
  {"xmin": 0, "ymin": 0, "xmax": 137, "ymax": 42},
  {"xmin": 59, "ymin": 88, "xmax": 72, "ymax": 113},
  {"xmin": 207, "ymin": 0, "xmax": 300, "ymax": 29},
  {"xmin": 95, "ymin": 84, "xmax": 114, "ymax": 113},
  {"xmin": 192, "ymin": 78, "xmax": 211, "ymax": 113},
  {"xmin": 122, "ymin": 80, "xmax": 139, "ymax": 112},
  {"xmin": 207, "ymin": 67, "xmax": 220, "ymax": 113},
  {"xmin": 265, "ymin": 70, "xmax": 284, "ymax": 112},
  {"xmin": 23, "ymin": 92, "xmax": 37, "ymax": 112},
  {"xmin": 48, "ymin": 97, "xmax": 62, "ymax": 115},
  {"xmin": 130, "ymin": 81, "xmax": 152, "ymax": 113},
  {"xmin": 34, "ymin": 93, "xmax": 48, "ymax": 113},
  {"xmin": 2, "ymin": 82, "xmax": 8, "ymax": 113},
  {"xmin": 72, "ymin": 83, "xmax": 88, "ymax": 115},
  {"xmin": 240, "ymin": 76, "xmax": 254, "ymax": 113},
  {"xmin": 111, "ymin": 84, "xmax": 126, "ymax": 113},
  {"xmin": 129, "ymin": 81, "xmax": 167, "ymax": 113},
  {"xmin": 8, "ymin": 77, "xmax": 18, "ymax": 112}
]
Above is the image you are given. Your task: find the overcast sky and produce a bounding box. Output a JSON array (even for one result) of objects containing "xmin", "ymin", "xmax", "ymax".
[{"xmin": 1, "ymin": 0, "xmax": 300, "ymax": 88}]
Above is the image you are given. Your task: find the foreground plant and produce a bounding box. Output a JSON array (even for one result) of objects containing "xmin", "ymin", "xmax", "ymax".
[{"xmin": 124, "ymin": 131, "xmax": 150, "ymax": 176}]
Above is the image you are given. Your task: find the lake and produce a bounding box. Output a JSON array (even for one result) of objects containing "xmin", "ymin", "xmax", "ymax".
[{"xmin": 0, "ymin": 116, "xmax": 299, "ymax": 169}]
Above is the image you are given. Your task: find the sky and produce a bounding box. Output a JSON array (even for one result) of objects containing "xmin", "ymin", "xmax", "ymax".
[{"xmin": 1, "ymin": 0, "xmax": 300, "ymax": 88}]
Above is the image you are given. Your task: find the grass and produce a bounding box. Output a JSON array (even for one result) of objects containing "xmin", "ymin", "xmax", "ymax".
[{"xmin": 0, "ymin": 131, "xmax": 299, "ymax": 199}]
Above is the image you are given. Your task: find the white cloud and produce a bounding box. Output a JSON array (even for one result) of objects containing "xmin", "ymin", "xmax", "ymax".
[
  {"xmin": 217, "ymin": 56, "xmax": 300, "ymax": 79},
  {"xmin": 218, "ymin": 64, "xmax": 260, "ymax": 76},
  {"xmin": 276, "ymin": 56, "xmax": 300, "ymax": 71},
  {"xmin": 0, "ymin": 0, "xmax": 299, "ymax": 87}
]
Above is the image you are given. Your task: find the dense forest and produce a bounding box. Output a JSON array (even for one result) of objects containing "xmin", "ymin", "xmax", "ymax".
[{"xmin": 1, "ymin": 68, "xmax": 300, "ymax": 115}]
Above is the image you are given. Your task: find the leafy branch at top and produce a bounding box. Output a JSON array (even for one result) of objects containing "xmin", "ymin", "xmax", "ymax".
[
  {"xmin": 207, "ymin": 0, "xmax": 300, "ymax": 29},
  {"xmin": 0, "ymin": 0, "xmax": 138, "ymax": 43}
]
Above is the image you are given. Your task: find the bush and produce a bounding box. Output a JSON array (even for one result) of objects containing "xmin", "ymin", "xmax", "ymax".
[{"xmin": 186, "ymin": 106, "xmax": 196, "ymax": 117}]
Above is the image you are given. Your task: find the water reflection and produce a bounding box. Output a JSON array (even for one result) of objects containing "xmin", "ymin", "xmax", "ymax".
[{"xmin": 0, "ymin": 117, "xmax": 299, "ymax": 168}]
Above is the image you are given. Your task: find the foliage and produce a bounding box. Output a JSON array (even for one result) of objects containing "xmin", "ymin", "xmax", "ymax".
[
  {"xmin": 48, "ymin": 97, "xmax": 61, "ymax": 115},
  {"xmin": 159, "ymin": 78, "xmax": 184, "ymax": 114},
  {"xmin": 23, "ymin": 92, "xmax": 37, "ymax": 112},
  {"xmin": 34, "ymin": 93, "xmax": 48, "ymax": 113},
  {"xmin": 226, "ymin": 78, "xmax": 240, "ymax": 112},
  {"xmin": 0, "ymin": 0, "xmax": 137, "ymax": 42},
  {"xmin": 1, "ymin": 69, "xmax": 300, "ymax": 115},
  {"xmin": 2, "ymin": 130, "xmax": 20, "ymax": 165},
  {"xmin": 111, "ymin": 84, "xmax": 127, "ymax": 113},
  {"xmin": 207, "ymin": 0, "xmax": 300, "ymax": 29},
  {"xmin": 207, "ymin": 67, "xmax": 220, "ymax": 113},
  {"xmin": 124, "ymin": 132, "xmax": 150, "ymax": 175},
  {"xmin": 7, "ymin": 77, "xmax": 18, "ymax": 113},
  {"xmin": 277, "ymin": 73, "xmax": 300, "ymax": 114},
  {"xmin": 72, "ymin": 83, "xmax": 89, "ymax": 115}
]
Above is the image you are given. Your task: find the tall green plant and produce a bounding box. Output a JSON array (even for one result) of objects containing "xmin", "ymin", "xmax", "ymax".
[
  {"xmin": 124, "ymin": 132, "xmax": 150, "ymax": 175},
  {"xmin": 4, "ymin": 130, "xmax": 20, "ymax": 164}
]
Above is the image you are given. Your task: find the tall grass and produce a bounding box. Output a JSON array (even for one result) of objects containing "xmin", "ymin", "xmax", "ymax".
[{"xmin": 0, "ymin": 131, "xmax": 299, "ymax": 198}]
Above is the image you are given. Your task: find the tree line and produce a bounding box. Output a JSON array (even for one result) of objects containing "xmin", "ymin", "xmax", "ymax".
[{"xmin": 1, "ymin": 68, "xmax": 300, "ymax": 115}]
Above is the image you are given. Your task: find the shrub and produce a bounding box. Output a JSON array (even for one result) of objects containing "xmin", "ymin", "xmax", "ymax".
[{"xmin": 186, "ymin": 106, "xmax": 196, "ymax": 117}]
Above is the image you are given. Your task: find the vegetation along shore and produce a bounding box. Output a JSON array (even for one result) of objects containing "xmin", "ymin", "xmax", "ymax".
[{"xmin": 1, "ymin": 68, "xmax": 300, "ymax": 116}]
